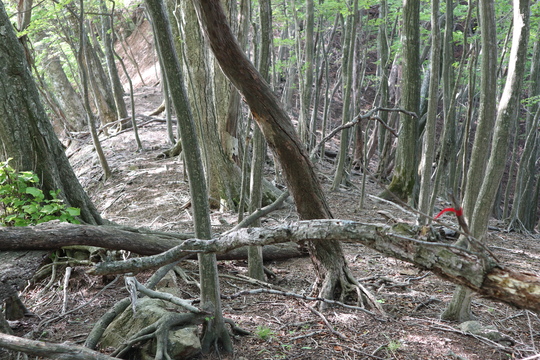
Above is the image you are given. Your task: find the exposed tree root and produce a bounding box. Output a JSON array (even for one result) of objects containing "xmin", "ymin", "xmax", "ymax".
[
  {"xmin": 200, "ymin": 315, "xmax": 234, "ymax": 354},
  {"xmin": 111, "ymin": 312, "xmax": 206, "ymax": 359},
  {"xmin": 85, "ymin": 264, "xmax": 178, "ymax": 350},
  {"xmin": 316, "ymin": 265, "xmax": 384, "ymax": 314}
]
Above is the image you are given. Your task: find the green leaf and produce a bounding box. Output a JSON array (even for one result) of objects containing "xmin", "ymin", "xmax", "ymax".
[
  {"xmin": 25, "ymin": 187, "xmax": 44, "ymax": 199},
  {"xmin": 66, "ymin": 207, "xmax": 80, "ymax": 217},
  {"xmin": 22, "ymin": 204, "xmax": 38, "ymax": 214},
  {"xmin": 40, "ymin": 204, "xmax": 57, "ymax": 215}
]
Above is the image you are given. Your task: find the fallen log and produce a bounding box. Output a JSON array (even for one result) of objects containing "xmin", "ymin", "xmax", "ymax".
[
  {"xmin": 0, "ymin": 220, "xmax": 538, "ymax": 313},
  {"xmin": 0, "ymin": 222, "xmax": 304, "ymax": 261}
]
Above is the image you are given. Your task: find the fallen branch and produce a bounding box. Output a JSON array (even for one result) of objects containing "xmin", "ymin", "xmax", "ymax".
[
  {"xmin": 223, "ymin": 287, "xmax": 382, "ymax": 319},
  {"xmin": 0, "ymin": 333, "xmax": 120, "ymax": 360},
  {"xmin": 1, "ymin": 220, "xmax": 540, "ymax": 313}
]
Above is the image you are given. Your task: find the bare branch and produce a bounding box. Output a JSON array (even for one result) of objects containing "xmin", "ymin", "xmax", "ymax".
[{"xmin": 310, "ymin": 107, "xmax": 415, "ymax": 159}]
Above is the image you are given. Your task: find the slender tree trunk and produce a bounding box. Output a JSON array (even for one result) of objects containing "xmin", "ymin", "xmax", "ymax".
[
  {"xmin": 44, "ymin": 56, "xmax": 87, "ymax": 131},
  {"xmin": 509, "ymin": 40, "xmax": 540, "ymax": 231},
  {"xmin": 78, "ymin": 1, "xmax": 112, "ymax": 181},
  {"xmin": 380, "ymin": 0, "xmax": 420, "ymax": 202},
  {"xmin": 332, "ymin": 8, "xmax": 358, "ymax": 191},
  {"xmin": 418, "ymin": 0, "xmax": 441, "ymax": 224},
  {"xmin": 247, "ymin": 0, "xmax": 273, "ymax": 281},
  {"xmin": 100, "ymin": 0, "xmax": 128, "ymax": 121},
  {"xmin": 443, "ymin": 0, "xmax": 529, "ymax": 322},
  {"xmin": 144, "ymin": 0, "xmax": 232, "ymax": 352}
]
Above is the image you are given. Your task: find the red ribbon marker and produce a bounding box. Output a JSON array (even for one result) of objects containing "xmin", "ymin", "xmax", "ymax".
[{"xmin": 434, "ymin": 207, "xmax": 463, "ymax": 219}]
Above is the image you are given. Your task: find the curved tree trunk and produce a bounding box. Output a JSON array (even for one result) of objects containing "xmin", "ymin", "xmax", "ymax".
[
  {"xmin": 193, "ymin": 0, "xmax": 375, "ymax": 309},
  {"xmin": 0, "ymin": 3, "xmax": 103, "ymax": 225}
]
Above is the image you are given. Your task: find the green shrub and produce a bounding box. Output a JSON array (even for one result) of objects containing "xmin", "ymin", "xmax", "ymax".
[{"xmin": 0, "ymin": 159, "xmax": 80, "ymax": 226}]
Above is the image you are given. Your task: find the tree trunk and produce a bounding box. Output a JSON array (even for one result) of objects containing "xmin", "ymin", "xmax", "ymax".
[
  {"xmin": 144, "ymin": 0, "xmax": 232, "ymax": 352},
  {"xmin": 5, "ymin": 220, "xmax": 540, "ymax": 314},
  {"xmin": 193, "ymin": 0, "xmax": 372, "ymax": 308},
  {"xmin": 332, "ymin": 9, "xmax": 358, "ymax": 191},
  {"xmin": 175, "ymin": 0, "xmax": 279, "ymax": 211},
  {"xmin": 417, "ymin": 0, "xmax": 441, "ymax": 223},
  {"xmin": 248, "ymin": 0, "xmax": 273, "ymax": 281},
  {"xmin": 0, "ymin": 3, "xmax": 103, "ymax": 225},
  {"xmin": 100, "ymin": 0, "xmax": 128, "ymax": 121},
  {"xmin": 381, "ymin": 0, "xmax": 420, "ymax": 202},
  {"xmin": 443, "ymin": 0, "xmax": 529, "ymax": 322},
  {"xmin": 509, "ymin": 39, "xmax": 540, "ymax": 231},
  {"xmin": 44, "ymin": 56, "xmax": 87, "ymax": 132}
]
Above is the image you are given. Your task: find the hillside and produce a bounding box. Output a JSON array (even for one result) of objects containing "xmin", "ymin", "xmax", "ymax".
[{"xmin": 11, "ymin": 14, "xmax": 540, "ymax": 360}]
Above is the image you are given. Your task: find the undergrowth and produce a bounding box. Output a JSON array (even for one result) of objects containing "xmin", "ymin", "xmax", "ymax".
[{"xmin": 0, "ymin": 159, "xmax": 80, "ymax": 226}]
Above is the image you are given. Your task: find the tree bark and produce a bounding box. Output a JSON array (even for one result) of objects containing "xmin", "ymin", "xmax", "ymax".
[
  {"xmin": 144, "ymin": 0, "xmax": 232, "ymax": 352},
  {"xmin": 192, "ymin": 0, "xmax": 364, "ymax": 307},
  {"xmin": 100, "ymin": 0, "xmax": 128, "ymax": 121},
  {"xmin": 443, "ymin": 0, "xmax": 528, "ymax": 322},
  {"xmin": 2, "ymin": 220, "xmax": 539, "ymax": 313},
  {"xmin": 0, "ymin": 3, "xmax": 103, "ymax": 225},
  {"xmin": 381, "ymin": 0, "xmax": 420, "ymax": 202},
  {"xmin": 175, "ymin": 0, "xmax": 277, "ymax": 210},
  {"xmin": 43, "ymin": 56, "xmax": 87, "ymax": 132},
  {"xmin": 417, "ymin": 0, "xmax": 441, "ymax": 223},
  {"xmin": 0, "ymin": 332, "xmax": 119, "ymax": 360}
]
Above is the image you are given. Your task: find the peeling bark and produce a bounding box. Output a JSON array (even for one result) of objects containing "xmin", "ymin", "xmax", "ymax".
[{"xmin": 1, "ymin": 220, "xmax": 539, "ymax": 313}]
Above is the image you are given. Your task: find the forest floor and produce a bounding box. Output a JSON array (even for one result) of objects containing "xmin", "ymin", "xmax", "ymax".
[
  {"xmin": 10, "ymin": 84, "xmax": 540, "ymax": 360},
  {"xmin": 11, "ymin": 16, "xmax": 540, "ymax": 360}
]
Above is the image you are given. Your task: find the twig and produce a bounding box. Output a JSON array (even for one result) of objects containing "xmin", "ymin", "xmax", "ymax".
[
  {"xmin": 369, "ymin": 194, "xmax": 500, "ymax": 262},
  {"xmin": 301, "ymin": 301, "xmax": 347, "ymax": 340},
  {"xmin": 289, "ymin": 330, "xmax": 324, "ymax": 341},
  {"xmin": 222, "ymin": 288, "xmax": 385, "ymax": 320},
  {"xmin": 134, "ymin": 279, "xmax": 204, "ymax": 314},
  {"xmin": 520, "ymin": 354, "xmax": 540, "ymax": 360},
  {"xmin": 527, "ymin": 310, "xmax": 537, "ymax": 353},
  {"xmin": 37, "ymin": 276, "xmax": 120, "ymax": 332},
  {"xmin": 61, "ymin": 266, "xmax": 72, "ymax": 315},
  {"xmin": 334, "ymin": 343, "xmax": 386, "ymax": 359},
  {"xmin": 310, "ymin": 107, "xmax": 414, "ymax": 159},
  {"xmin": 219, "ymin": 273, "xmax": 289, "ymax": 292},
  {"xmin": 226, "ymin": 190, "xmax": 290, "ymax": 234}
]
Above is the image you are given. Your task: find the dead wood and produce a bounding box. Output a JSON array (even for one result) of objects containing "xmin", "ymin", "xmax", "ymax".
[
  {"xmin": 0, "ymin": 221, "xmax": 303, "ymax": 261},
  {"xmin": 0, "ymin": 220, "xmax": 539, "ymax": 313},
  {"xmin": 0, "ymin": 332, "xmax": 119, "ymax": 360}
]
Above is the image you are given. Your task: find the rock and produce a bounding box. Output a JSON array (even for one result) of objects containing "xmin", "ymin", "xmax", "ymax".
[{"xmin": 99, "ymin": 297, "xmax": 201, "ymax": 359}]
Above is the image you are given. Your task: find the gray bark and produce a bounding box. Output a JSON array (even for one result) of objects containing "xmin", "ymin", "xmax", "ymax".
[
  {"xmin": 44, "ymin": 56, "xmax": 87, "ymax": 131},
  {"xmin": 381, "ymin": 0, "xmax": 420, "ymax": 202},
  {"xmin": 443, "ymin": 0, "xmax": 529, "ymax": 322},
  {"xmin": 193, "ymin": 0, "xmax": 369, "ymax": 310},
  {"xmin": 0, "ymin": 219, "xmax": 529, "ymax": 313},
  {"xmin": 331, "ymin": 9, "xmax": 358, "ymax": 191},
  {"xmin": 144, "ymin": 0, "xmax": 232, "ymax": 352},
  {"xmin": 100, "ymin": 0, "xmax": 128, "ymax": 120},
  {"xmin": 417, "ymin": 0, "xmax": 441, "ymax": 223},
  {"xmin": 177, "ymin": 0, "xmax": 252, "ymax": 210}
]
